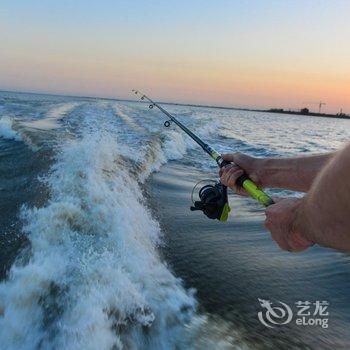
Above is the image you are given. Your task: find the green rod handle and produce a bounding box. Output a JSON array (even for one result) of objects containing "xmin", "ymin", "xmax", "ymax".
[
  {"xmin": 219, "ymin": 159, "xmax": 274, "ymax": 207},
  {"xmin": 238, "ymin": 175, "xmax": 274, "ymax": 207}
]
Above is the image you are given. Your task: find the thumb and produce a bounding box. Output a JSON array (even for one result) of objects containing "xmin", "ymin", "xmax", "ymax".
[
  {"xmin": 222, "ymin": 154, "xmax": 234, "ymax": 162},
  {"xmin": 222, "ymin": 152, "xmax": 250, "ymax": 168},
  {"xmin": 222, "ymin": 152, "xmax": 241, "ymax": 163}
]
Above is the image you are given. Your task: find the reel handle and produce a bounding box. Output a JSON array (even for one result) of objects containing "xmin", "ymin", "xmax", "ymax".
[{"xmin": 219, "ymin": 160, "xmax": 274, "ymax": 207}]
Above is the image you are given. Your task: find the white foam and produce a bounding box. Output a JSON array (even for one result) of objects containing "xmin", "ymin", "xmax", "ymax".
[
  {"xmin": 112, "ymin": 102, "xmax": 190, "ymax": 182},
  {"xmin": 22, "ymin": 102, "xmax": 80, "ymax": 130},
  {"xmin": 49, "ymin": 103, "xmax": 80, "ymax": 119},
  {"xmin": 0, "ymin": 116, "xmax": 22, "ymax": 141},
  {"xmin": 0, "ymin": 121, "xmax": 198, "ymax": 349},
  {"xmin": 113, "ymin": 104, "xmax": 145, "ymax": 133},
  {"xmin": 0, "ymin": 103, "xmax": 242, "ymax": 349},
  {"xmin": 162, "ymin": 130, "xmax": 187, "ymax": 160}
]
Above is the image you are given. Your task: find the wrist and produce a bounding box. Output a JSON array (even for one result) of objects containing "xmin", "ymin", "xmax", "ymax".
[
  {"xmin": 292, "ymin": 197, "xmax": 315, "ymax": 244},
  {"xmin": 256, "ymin": 157, "xmax": 293, "ymax": 189},
  {"xmin": 254, "ymin": 158, "xmax": 271, "ymax": 188}
]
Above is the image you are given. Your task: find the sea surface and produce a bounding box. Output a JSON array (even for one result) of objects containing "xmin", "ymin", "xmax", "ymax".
[{"xmin": 0, "ymin": 91, "xmax": 349, "ymax": 349}]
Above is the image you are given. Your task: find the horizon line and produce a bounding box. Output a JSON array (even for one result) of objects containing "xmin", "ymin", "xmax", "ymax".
[
  {"xmin": 0, "ymin": 88, "xmax": 347, "ymax": 116},
  {"xmin": 0, "ymin": 88, "xmax": 254, "ymax": 111}
]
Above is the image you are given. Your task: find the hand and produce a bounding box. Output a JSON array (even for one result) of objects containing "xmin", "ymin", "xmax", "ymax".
[
  {"xmin": 264, "ymin": 197, "xmax": 314, "ymax": 252},
  {"xmin": 219, "ymin": 153, "xmax": 262, "ymax": 195}
]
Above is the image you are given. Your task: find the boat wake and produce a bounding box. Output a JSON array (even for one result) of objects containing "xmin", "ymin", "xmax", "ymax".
[
  {"xmin": 0, "ymin": 116, "xmax": 22, "ymax": 141},
  {"xmin": 0, "ymin": 107, "xmax": 238, "ymax": 349}
]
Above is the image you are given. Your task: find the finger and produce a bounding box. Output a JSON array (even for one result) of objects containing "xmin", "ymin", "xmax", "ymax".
[
  {"xmin": 221, "ymin": 169, "xmax": 235, "ymax": 186},
  {"xmin": 227, "ymin": 166, "xmax": 243, "ymax": 175},
  {"xmin": 222, "ymin": 153, "xmax": 235, "ymax": 162},
  {"xmin": 222, "ymin": 153, "xmax": 244, "ymax": 164},
  {"xmin": 225, "ymin": 166, "xmax": 241, "ymax": 178},
  {"xmin": 220, "ymin": 170, "xmax": 230, "ymax": 186},
  {"xmin": 222, "ymin": 163, "xmax": 236, "ymax": 171},
  {"xmin": 268, "ymin": 228, "xmax": 292, "ymax": 252},
  {"xmin": 274, "ymin": 237, "xmax": 292, "ymax": 252},
  {"xmin": 223, "ymin": 172, "xmax": 243, "ymax": 190},
  {"xmin": 226, "ymin": 169, "xmax": 244, "ymax": 188},
  {"xmin": 220, "ymin": 165, "xmax": 231, "ymax": 176},
  {"xmin": 220, "ymin": 164, "xmax": 239, "ymax": 179},
  {"xmin": 223, "ymin": 164, "xmax": 241, "ymax": 174},
  {"xmin": 223, "ymin": 152, "xmax": 246, "ymax": 166},
  {"xmin": 225, "ymin": 169, "xmax": 244, "ymax": 192},
  {"xmin": 287, "ymin": 233, "xmax": 314, "ymax": 252},
  {"xmin": 264, "ymin": 214, "xmax": 292, "ymax": 251},
  {"xmin": 224, "ymin": 168, "xmax": 235, "ymax": 181}
]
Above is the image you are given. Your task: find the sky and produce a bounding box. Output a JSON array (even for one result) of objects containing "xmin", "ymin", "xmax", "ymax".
[{"xmin": 1, "ymin": 0, "xmax": 349, "ymax": 113}]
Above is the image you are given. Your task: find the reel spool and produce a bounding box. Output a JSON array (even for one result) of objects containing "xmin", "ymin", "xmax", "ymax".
[{"xmin": 190, "ymin": 180, "xmax": 230, "ymax": 221}]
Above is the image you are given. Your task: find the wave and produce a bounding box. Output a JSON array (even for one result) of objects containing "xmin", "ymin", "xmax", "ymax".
[
  {"xmin": 0, "ymin": 110, "xmax": 240, "ymax": 349},
  {"xmin": 21, "ymin": 102, "xmax": 80, "ymax": 131},
  {"xmin": 112, "ymin": 103, "xmax": 189, "ymax": 182},
  {"xmin": 0, "ymin": 116, "xmax": 22, "ymax": 141}
]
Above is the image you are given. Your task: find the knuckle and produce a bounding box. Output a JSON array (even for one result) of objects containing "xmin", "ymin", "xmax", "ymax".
[{"xmin": 264, "ymin": 219, "xmax": 272, "ymax": 229}]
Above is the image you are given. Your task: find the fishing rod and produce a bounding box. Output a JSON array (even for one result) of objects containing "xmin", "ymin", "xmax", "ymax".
[{"xmin": 132, "ymin": 90, "xmax": 274, "ymax": 222}]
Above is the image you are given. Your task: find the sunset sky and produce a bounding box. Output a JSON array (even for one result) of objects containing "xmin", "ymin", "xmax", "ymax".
[{"xmin": 1, "ymin": 0, "xmax": 349, "ymax": 113}]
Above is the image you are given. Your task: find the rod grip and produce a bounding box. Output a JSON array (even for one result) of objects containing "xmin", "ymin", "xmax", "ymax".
[
  {"xmin": 237, "ymin": 174, "xmax": 274, "ymax": 207},
  {"xmin": 219, "ymin": 159, "xmax": 274, "ymax": 207}
]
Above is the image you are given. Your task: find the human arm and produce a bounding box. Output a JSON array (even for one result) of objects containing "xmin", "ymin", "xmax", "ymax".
[
  {"xmin": 220, "ymin": 152, "xmax": 334, "ymax": 193},
  {"xmin": 265, "ymin": 143, "xmax": 350, "ymax": 252}
]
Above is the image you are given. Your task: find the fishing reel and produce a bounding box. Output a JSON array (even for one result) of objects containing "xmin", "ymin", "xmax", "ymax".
[{"xmin": 190, "ymin": 180, "xmax": 231, "ymax": 221}]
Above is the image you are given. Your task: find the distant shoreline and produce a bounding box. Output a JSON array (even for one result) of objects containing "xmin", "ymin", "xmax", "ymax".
[
  {"xmin": 157, "ymin": 102, "xmax": 350, "ymax": 120},
  {"xmin": 258, "ymin": 109, "xmax": 350, "ymax": 120},
  {"xmin": 1, "ymin": 89, "xmax": 349, "ymax": 120}
]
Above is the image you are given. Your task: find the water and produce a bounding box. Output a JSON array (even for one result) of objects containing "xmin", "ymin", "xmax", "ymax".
[{"xmin": 0, "ymin": 91, "xmax": 349, "ymax": 349}]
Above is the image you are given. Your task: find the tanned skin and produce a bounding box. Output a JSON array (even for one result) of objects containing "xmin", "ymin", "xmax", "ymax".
[{"xmin": 220, "ymin": 144, "xmax": 350, "ymax": 252}]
